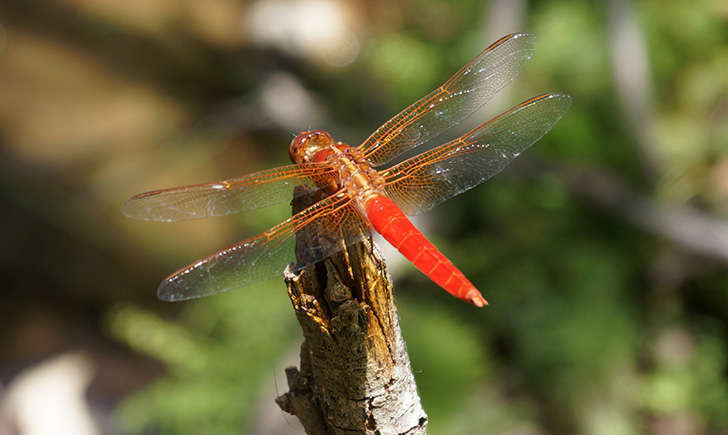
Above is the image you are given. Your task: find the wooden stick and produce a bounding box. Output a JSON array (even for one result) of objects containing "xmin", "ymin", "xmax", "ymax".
[{"xmin": 275, "ymin": 188, "xmax": 428, "ymax": 434}]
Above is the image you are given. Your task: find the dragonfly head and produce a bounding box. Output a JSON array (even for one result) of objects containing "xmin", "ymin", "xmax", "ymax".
[{"xmin": 290, "ymin": 130, "xmax": 335, "ymax": 163}]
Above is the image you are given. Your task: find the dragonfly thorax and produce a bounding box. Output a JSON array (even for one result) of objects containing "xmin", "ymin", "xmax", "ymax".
[
  {"xmin": 325, "ymin": 151, "xmax": 386, "ymax": 212},
  {"xmin": 289, "ymin": 130, "xmax": 386, "ymax": 206}
]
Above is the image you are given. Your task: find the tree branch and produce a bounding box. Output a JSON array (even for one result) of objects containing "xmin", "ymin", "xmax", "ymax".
[
  {"xmin": 275, "ymin": 188, "xmax": 428, "ymax": 435},
  {"xmin": 519, "ymin": 159, "xmax": 728, "ymax": 264}
]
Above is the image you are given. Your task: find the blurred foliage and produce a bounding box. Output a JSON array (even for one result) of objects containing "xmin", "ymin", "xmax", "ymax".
[
  {"xmin": 1, "ymin": 0, "xmax": 727, "ymax": 434},
  {"xmin": 108, "ymin": 282, "xmax": 296, "ymax": 434}
]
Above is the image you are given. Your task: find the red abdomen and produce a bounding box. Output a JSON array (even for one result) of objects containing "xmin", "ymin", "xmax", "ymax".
[{"xmin": 364, "ymin": 195, "xmax": 487, "ymax": 307}]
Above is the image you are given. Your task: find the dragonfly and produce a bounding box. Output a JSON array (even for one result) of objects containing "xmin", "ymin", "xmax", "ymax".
[{"xmin": 123, "ymin": 33, "xmax": 571, "ymax": 307}]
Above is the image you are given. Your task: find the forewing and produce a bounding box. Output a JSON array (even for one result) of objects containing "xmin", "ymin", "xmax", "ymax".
[
  {"xmin": 122, "ymin": 163, "xmax": 335, "ymax": 222},
  {"xmin": 157, "ymin": 193, "xmax": 371, "ymax": 301},
  {"xmin": 358, "ymin": 33, "xmax": 537, "ymax": 166},
  {"xmin": 382, "ymin": 93, "xmax": 572, "ymax": 215}
]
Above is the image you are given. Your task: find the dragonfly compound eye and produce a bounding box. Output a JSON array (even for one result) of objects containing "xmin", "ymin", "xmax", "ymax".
[{"xmin": 289, "ymin": 130, "xmax": 334, "ymax": 163}]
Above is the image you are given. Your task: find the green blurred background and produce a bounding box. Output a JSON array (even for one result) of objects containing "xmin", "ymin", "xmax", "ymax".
[{"xmin": 1, "ymin": 0, "xmax": 727, "ymax": 434}]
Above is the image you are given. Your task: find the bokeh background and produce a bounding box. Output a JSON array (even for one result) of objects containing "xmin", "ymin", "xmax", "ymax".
[{"xmin": 1, "ymin": 0, "xmax": 727, "ymax": 434}]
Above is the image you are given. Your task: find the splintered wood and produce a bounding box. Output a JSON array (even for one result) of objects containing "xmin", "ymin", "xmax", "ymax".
[{"xmin": 275, "ymin": 188, "xmax": 427, "ymax": 435}]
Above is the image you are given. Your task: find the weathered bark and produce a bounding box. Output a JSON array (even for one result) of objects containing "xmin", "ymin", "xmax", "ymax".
[{"xmin": 275, "ymin": 189, "xmax": 428, "ymax": 435}]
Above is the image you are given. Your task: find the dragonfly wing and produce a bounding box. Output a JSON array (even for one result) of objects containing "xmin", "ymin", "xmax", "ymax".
[
  {"xmin": 358, "ymin": 33, "xmax": 537, "ymax": 166},
  {"xmin": 157, "ymin": 192, "xmax": 371, "ymax": 301},
  {"xmin": 122, "ymin": 163, "xmax": 335, "ymax": 222},
  {"xmin": 382, "ymin": 93, "xmax": 572, "ymax": 215}
]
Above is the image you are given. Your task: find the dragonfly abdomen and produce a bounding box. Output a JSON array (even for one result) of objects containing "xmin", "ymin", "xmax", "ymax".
[{"xmin": 364, "ymin": 195, "xmax": 487, "ymax": 307}]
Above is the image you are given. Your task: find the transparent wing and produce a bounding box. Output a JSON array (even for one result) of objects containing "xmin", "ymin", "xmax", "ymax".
[
  {"xmin": 157, "ymin": 192, "xmax": 371, "ymax": 301},
  {"xmin": 358, "ymin": 33, "xmax": 537, "ymax": 166},
  {"xmin": 382, "ymin": 93, "xmax": 572, "ymax": 215},
  {"xmin": 122, "ymin": 163, "xmax": 336, "ymax": 222}
]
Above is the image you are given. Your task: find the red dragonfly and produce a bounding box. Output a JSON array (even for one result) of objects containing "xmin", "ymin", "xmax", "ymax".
[{"xmin": 123, "ymin": 33, "xmax": 571, "ymax": 307}]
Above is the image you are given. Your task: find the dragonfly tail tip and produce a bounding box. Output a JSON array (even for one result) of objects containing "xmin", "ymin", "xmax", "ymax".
[{"xmin": 466, "ymin": 290, "xmax": 488, "ymax": 308}]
